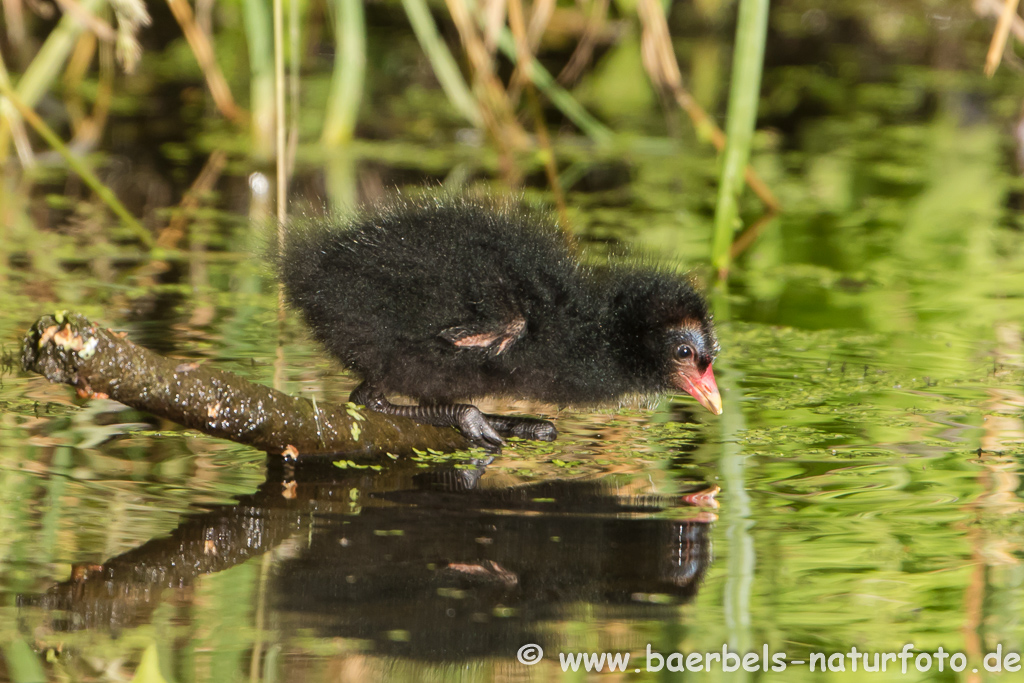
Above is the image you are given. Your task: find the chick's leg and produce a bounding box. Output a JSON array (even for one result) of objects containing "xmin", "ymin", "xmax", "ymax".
[
  {"xmin": 418, "ymin": 398, "xmax": 557, "ymax": 441},
  {"xmin": 350, "ymin": 382, "xmax": 504, "ymax": 450}
]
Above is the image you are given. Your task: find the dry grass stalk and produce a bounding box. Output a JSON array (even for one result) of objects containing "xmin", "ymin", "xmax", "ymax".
[
  {"xmin": 24, "ymin": 0, "xmax": 56, "ymax": 18},
  {"xmin": 164, "ymin": 0, "xmax": 244, "ymax": 122},
  {"xmin": 557, "ymin": 0, "xmax": 610, "ymax": 85},
  {"xmin": 447, "ymin": 0, "xmax": 523, "ymax": 136},
  {"xmin": 156, "ymin": 149, "xmax": 228, "ymax": 249},
  {"xmin": 505, "ymin": 0, "xmax": 554, "ymax": 101},
  {"xmin": 2, "ymin": 104, "xmax": 34, "ymax": 167},
  {"xmin": 506, "ymin": 0, "xmax": 534, "ymax": 97},
  {"xmin": 67, "ymin": 40, "xmax": 114, "ymax": 152},
  {"xmin": 287, "ymin": 0, "xmax": 300, "ymax": 179},
  {"xmin": 985, "ymin": 0, "xmax": 1022, "ymax": 75},
  {"xmin": 63, "ymin": 32, "xmax": 96, "ymax": 132},
  {"xmin": 273, "ymin": 0, "xmax": 287, "ymax": 395},
  {"xmin": 2, "ymin": 0, "xmax": 27, "ymax": 53},
  {"xmin": 52, "ymin": 0, "xmax": 116, "ymax": 42},
  {"xmin": 984, "ymin": 0, "xmax": 1023, "ymax": 74},
  {"xmin": 729, "ymin": 209, "xmax": 776, "ymax": 260},
  {"xmin": 975, "ymin": 0, "xmax": 1024, "ymax": 41},
  {"xmin": 505, "ymin": 0, "xmax": 532, "ymax": 100},
  {"xmin": 481, "ymin": 0, "xmax": 507, "ymax": 52},
  {"xmin": 508, "ymin": 0, "xmax": 567, "ymax": 222},
  {"xmin": 636, "ymin": 0, "xmax": 778, "ymax": 212},
  {"xmin": 445, "ymin": 0, "xmax": 529, "ymax": 180},
  {"xmin": 63, "ymin": 33, "xmax": 115, "ymax": 151},
  {"xmin": 527, "ymin": 0, "xmax": 555, "ymax": 50},
  {"xmin": 0, "ymin": 50, "xmax": 34, "ymax": 166}
]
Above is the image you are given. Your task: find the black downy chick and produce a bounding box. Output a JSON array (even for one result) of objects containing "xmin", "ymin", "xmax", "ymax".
[{"xmin": 279, "ymin": 195, "xmax": 722, "ymax": 449}]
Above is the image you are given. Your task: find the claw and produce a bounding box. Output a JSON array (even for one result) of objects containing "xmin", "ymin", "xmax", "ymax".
[{"xmin": 459, "ymin": 407, "xmax": 505, "ymax": 452}]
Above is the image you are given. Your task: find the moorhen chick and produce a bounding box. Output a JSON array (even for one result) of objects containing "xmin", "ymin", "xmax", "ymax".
[{"xmin": 279, "ymin": 194, "xmax": 721, "ymax": 449}]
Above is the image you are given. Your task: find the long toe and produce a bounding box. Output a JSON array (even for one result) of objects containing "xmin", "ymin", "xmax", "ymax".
[
  {"xmin": 507, "ymin": 419, "xmax": 557, "ymax": 441},
  {"xmin": 485, "ymin": 415, "xmax": 558, "ymax": 442},
  {"xmin": 528, "ymin": 421, "xmax": 557, "ymax": 441}
]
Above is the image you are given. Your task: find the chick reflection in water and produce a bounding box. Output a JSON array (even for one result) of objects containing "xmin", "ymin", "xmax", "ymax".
[
  {"xmin": 21, "ymin": 458, "xmax": 715, "ymax": 662},
  {"xmin": 274, "ymin": 462, "xmax": 716, "ymax": 660}
]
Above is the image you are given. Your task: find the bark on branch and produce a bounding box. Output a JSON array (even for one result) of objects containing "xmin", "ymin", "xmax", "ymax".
[{"xmin": 20, "ymin": 313, "xmax": 471, "ymax": 457}]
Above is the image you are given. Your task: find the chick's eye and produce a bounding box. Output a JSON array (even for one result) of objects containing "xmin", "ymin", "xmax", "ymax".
[{"xmin": 674, "ymin": 344, "xmax": 694, "ymax": 361}]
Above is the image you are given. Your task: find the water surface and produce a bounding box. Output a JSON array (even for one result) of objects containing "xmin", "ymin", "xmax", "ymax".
[{"xmin": 3, "ymin": 27, "xmax": 1024, "ymax": 683}]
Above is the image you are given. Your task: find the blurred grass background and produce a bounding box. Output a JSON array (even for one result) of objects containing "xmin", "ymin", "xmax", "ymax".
[{"xmin": 2, "ymin": 0, "xmax": 1021, "ymax": 278}]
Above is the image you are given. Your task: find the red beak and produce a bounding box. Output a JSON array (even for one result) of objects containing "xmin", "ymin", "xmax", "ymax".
[{"xmin": 677, "ymin": 364, "xmax": 723, "ymax": 415}]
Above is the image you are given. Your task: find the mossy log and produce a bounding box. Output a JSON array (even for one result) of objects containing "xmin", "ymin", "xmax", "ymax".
[{"xmin": 20, "ymin": 313, "xmax": 471, "ymax": 457}]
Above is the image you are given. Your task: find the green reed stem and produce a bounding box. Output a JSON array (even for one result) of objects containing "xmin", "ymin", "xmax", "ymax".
[
  {"xmin": 0, "ymin": 81, "xmax": 152, "ymax": 246},
  {"xmin": 3, "ymin": 638, "xmax": 47, "ymax": 683},
  {"xmin": 321, "ymin": 0, "xmax": 365, "ymax": 146},
  {"xmin": 16, "ymin": 0, "xmax": 103, "ymax": 109},
  {"xmin": 402, "ymin": 0, "xmax": 481, "ymax": 128},
  {"xmin": 494, "ymin": 28, "xmax": 613, "ymax": 146},
  {"xmin": 711, "ymin": 0, "xmax": 769, "ymax": 278},
  {"xmin": 288, "ymin": 0, "xmax": 301, "ymax": 172},
  {"xmin": 274, "ymin": 0, "xmax": 286, "ymax": 227},
  {"xmin": 242, "ymin": 0, "xmax": 276, "ymax": 158}
]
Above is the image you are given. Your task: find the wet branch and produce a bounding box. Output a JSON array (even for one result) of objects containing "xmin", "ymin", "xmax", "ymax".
[{"xmin": 20, "ymin": 313, "xmax": 470, "ymax": 457}]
